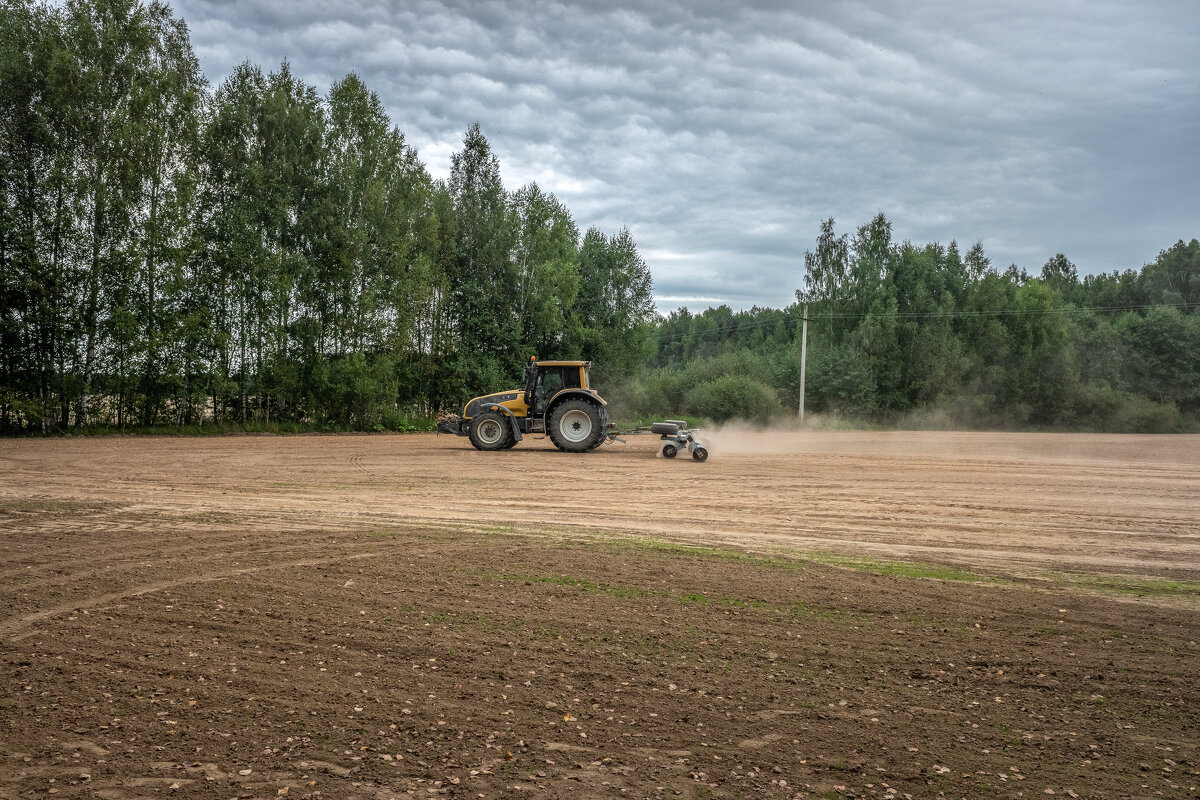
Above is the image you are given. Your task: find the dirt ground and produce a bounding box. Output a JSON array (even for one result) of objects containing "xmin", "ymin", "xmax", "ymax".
[{"xmin": 1, "ymin": 429, "xmax": 1198, "ymax": 799}]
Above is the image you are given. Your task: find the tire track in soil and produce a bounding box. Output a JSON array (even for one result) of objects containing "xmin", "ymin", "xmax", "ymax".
[
  {"xmin": 0, "ymin": 552, "xmax": 378, "ymax": 640},
  {"xmin": 0, "ymin": 500, "xmax": 361, "ymax": 570}
]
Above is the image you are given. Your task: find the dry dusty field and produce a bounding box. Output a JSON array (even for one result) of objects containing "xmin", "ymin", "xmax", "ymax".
[{"xmin": 1, "ymin": 429, "xmax": 1198, "ymax": 799}]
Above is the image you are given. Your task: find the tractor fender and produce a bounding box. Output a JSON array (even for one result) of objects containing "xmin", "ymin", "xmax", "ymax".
[
  {"xmin": 481, "ymin": 403, "xmax": 523, "ymax": 443},
  {"xmin": 544, "ymin": 389, "xmax": 606, "ymax": 417}
]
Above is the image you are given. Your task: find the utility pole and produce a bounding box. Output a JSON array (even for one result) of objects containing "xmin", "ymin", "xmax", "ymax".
[{"xmin": 799, "ymin": 302, "xmax": 808, "ymax": 424}]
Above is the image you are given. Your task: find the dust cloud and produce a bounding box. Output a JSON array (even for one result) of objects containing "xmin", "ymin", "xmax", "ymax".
[
  {"xmin": 689, "ymin": 420, "xmax": 1200, "ymax": 465},
  {"xmin": 693, "ymin": 420, "xmax": 804, "ymax": 456}
]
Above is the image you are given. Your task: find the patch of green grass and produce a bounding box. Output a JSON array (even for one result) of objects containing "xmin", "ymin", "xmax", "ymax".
[
  {"xmin": 512, "ymin": 573, "xmax": 661, "ymax": 600},
  {"xmin": 0, "ymin": 498, "xmax": 108, "ymax": 514},
  {"xmin": 471, "ymin": 525, "xmax": 1200, "ymax": 614},
  {"xmin": 586, "ymin": 533, "xmax": 998, "ymax": 586},
  {"xmin": 480, "ymin": 569, "xmax": 707, "ymax": 605},
  {"xmin": 789, "ymin": 601, "xmax": 850, "ymax": 621},
  {"xmin": 366, "ymin": 529, "xmax": 397, "ymax": 539},
  {"xmin": 1065, "ymin": 574, "xmax": 1200, "ymax": 598},
  {"xmin": 803, "ymin": 552, "xmax": 990, "ymax": 583},
  {"xmin": 477, "ymin": 570, "xmax": 838, "ymax": 621},
  {"xmin": 443, "ymin": 525, "xmax": 1004, "ymax": 592},
  {"xmin": 620, "ymin": 538, "xmax": 791, "ymax": 567}
]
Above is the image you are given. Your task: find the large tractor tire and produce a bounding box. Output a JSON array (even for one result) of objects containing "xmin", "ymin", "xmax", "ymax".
[
  {"xmin": 548, "ymin": 399, "xmax": 603, "ymax": 453},
  {"xmin": 469, "ymin": 410, "xmax": 512, "ymax": 451}
]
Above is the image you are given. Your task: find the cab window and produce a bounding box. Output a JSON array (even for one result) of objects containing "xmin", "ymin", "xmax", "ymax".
[{"xmin": 539, "ymin": 368, "xmax": 564, "ymax": 394}]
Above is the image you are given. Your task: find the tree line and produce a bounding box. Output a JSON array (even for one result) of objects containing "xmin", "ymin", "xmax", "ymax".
[
  {"xmin": 0, "ymin": 0, "xmax": 655, "ymax": 433},
  {"xmin": 628, "ymin": 216, "xmax": 1198, "ymax": 432},
  {"xmin": 4, "ymin": 0, "xmax": 1196, "ymax": 435}
]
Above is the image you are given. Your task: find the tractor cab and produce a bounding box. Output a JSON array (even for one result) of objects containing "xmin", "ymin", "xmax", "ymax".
[{"xmin": 523, "ymin": 358, "xmax": 589, "ymax": 417}]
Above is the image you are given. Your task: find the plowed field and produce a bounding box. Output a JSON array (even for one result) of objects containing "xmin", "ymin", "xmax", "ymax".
[{"xmin": 2, "ymin": 430, "xmax": 1198, "ymax": 799}]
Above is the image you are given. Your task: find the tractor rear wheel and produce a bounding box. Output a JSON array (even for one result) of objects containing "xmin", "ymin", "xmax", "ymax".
[
  {"xmin": 469, "ymin": 410, "xmax": 512, "ymax": 451},
  {"xmin": 548, "ymin": 399, "xmax": 603, "ymax": 453}
]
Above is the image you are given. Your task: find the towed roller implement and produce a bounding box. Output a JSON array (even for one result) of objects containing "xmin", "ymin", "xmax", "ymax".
[{"xmin": 607, "ymin": 419, "xmax": 709, "ymax": 462}]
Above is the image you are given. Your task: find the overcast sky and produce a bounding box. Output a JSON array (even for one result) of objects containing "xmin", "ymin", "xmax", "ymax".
[{"xmin": 173, "ymin": 0, "xmax": 1199, "ymax": 312}]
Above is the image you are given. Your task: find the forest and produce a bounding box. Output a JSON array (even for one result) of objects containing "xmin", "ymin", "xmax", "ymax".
[
  {"xmin": 634, "ymin": 222, "xmax": 1198, "ymax": 432},
  {"xmin": 2, "ymin": 0, "xmax": 1197, "ymax": 434}
]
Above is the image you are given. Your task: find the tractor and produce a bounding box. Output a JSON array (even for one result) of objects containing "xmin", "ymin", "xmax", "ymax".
[{"xmin": 437, "ymin": 357, "xmax": 610, "ymax": 453}]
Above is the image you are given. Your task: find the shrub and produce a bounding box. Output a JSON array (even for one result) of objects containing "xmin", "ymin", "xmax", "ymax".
[{"xmin": 684, "ymin": 375, "xmax": 781, "ymax": 424}]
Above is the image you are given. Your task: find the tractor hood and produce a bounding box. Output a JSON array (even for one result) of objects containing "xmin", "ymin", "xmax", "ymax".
[{"xmin": 463, "ymin": 390, "xmax": 522, "ymax": 420}]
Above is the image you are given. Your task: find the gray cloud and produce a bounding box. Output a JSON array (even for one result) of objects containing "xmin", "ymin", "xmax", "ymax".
[{"xmin": 174, "ymin": 0, "xmax": 1200, "ymax": 311}]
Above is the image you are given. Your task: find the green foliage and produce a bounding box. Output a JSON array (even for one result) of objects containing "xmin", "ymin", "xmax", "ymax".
[
  {"xmin": 0, "ymin": 1, "xmax": 655, "ymax": 434},
  {"xmin": 809, "ymin": 344, "xmax": 875, "ymax": 412},
  {"xmin": 309, "ymin": 352, "xmax": 395, "ymax": 426},
  {"xmin": 448, "ymin": 121, "xmax": 520, "ymax": 392},
  {"xmin": 577, "ymin": 227, "xmax": 656, "ymax": 383},
  {"xmin": 1116, "ymin": 307, "xmax": 1200, "ymax": 413},
  {"xmin": 1068, "ymin": 383, "xmax": 1183, "ymax": 433},
  {"xmin": 640, "ymin": 219, "xmax": 1199, "ymax": 432},
  {"xmin": 511, "ymin": 182, "xmax": 581, "ymax": 358},
  {"xmin": 684, "ymin": 375, "xmax": 780, "ymax": 424},
  {"xmin": 606, "ymin": 348, "xmax": 786, "ymax": 424}
]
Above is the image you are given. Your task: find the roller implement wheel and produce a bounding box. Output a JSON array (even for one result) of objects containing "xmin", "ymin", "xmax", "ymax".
[
  {"xmin": 548, "ymin": 399, "xmax": 603, "ymax": 453},
  {"xmin": 469, "ymin": 410, "xmax": 512, "ymax": 451},
  {"xmin": 650, "ymin": 422, "xmax": 679, "ymax": 436},
  {"xmin": 692, "ymin": 446, "xmax": 709, "ymax": 462},
  {"xmin": 662, "ymin": 443, "xmax": 678, "ymax": 459}
]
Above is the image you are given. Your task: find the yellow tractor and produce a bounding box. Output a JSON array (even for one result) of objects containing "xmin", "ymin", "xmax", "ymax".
[{"xmin": 437, "ymin": 357, "xmax": 611, "ymax": 452}]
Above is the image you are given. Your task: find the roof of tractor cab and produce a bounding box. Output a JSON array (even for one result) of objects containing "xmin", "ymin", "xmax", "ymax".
[{"xmin": 532, "ymin": 360, "xmax": 591, "ymax": 367}]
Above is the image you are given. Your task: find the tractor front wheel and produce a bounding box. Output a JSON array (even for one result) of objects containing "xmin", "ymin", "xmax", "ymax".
[
  {"xmin": 469, "ymin": 410, "xmax": 512, "ymax": 451},
  {"xmin": 548, "ymin": 399, "xmax": 603, "ymax": 453}
]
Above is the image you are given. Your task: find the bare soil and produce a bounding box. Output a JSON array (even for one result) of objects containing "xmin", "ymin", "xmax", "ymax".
[{"xmin": 1, "ymin": 430, "xmax": 1197, "ymax": 799}]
